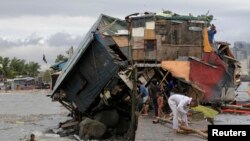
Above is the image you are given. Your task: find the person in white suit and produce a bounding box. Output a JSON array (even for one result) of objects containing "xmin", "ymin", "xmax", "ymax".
[{"xmin": 168, "ymin": 94, "xmax": 194, "ymax": 132}]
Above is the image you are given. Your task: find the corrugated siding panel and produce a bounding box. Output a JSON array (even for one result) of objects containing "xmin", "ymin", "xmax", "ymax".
[{"xmin": 190, "ymin": 52, "xmax": 228, "ymax": 103}]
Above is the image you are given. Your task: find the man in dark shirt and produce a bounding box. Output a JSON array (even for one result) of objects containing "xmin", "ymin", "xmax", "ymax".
[
  {"xmin": 149, "ymin": 79, "xmax": 160, "ymax": 117},
  {"xmin": 137, "ymin": 81, "xmax": 149, "ymax": 115},
  {"xmin": 208, "ymin": 24, "xmax": 216, "ymax": 44}
]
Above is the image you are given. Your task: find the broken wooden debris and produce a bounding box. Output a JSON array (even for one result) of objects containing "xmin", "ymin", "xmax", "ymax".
[
  {"xmin": 60, "ymin": 121, "xmax": 79, "ymax": 129},
  {"xmin": 157, "ymin": 117, "xmax": 208, "ymax": 139}
]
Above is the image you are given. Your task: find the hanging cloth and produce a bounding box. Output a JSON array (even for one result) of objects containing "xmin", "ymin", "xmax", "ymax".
[{"xmin": 203, "ymin": 28, "xmax": 213, "ymax": 52}]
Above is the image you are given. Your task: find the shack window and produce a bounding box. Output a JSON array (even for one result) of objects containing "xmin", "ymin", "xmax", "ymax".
[{"xmin": 144, "ymin": 39, "xmax": 156, "ymax": 51}]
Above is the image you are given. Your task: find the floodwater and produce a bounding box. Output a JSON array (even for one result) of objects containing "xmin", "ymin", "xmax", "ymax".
[
  {"xmin": 0, "ymin": 83, "xmax": 250, "ymax": 141},
  {"xmin": 0, "ymin": 90, "xmax": 71, "ymax": 141}
]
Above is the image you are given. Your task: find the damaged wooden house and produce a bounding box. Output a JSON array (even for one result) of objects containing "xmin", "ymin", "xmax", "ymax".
[
  {"xmin": 126, "ymin": 11, "xmax": 241, "ymax": 105},
  {"xmin": 50, "ymin": 11, "xmax": 241, "ymax": 140}
]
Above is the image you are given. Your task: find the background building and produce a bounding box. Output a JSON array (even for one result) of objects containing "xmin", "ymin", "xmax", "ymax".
[{"xmin": 233, "ymin": 41, "xmax": 250, "ymax": 76}]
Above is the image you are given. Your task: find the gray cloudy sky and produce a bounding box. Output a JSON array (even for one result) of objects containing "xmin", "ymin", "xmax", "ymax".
[{"xmin": 0, "ymin": 0, "xmax": 250, "ymax": 70}]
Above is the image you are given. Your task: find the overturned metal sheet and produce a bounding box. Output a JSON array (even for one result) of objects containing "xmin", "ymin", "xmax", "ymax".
[{"xmin": 51, "ymin": 15, "xmax": 127, "ymax": 112}]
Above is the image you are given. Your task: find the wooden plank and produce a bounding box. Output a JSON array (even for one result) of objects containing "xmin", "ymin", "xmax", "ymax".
[
  {"xmin": 135, "ymin": 63, "xmax": 161, "ymax": 67},
  {"xmin": 132, "ymin": 37, "xmax": 144, "ymax": 49},
  {"xmin": 144, "ymin": 29, "xmax": 156, "ymax": 39},
  {"xmin": 158, "ymin": 118, "xmax": 208, "ymax": 139},
  {"xmin": 60, "ymin": 121, "xmax": 79, "ymax": 129},
  {"xmin": 132, "ymin": 49, "xmax": 143, "ymax": 60},
  {"xmin": 160, "ymin": 71, "xmax": 169, "ymax": 85},
  {"xmin": 223, "ymin": 55, "xmax": 238, "ymax": 62},
  {"xmin": 218, "ymin": 45, "xmax": 228, "ymax": 52},
  {"xmin": 112, "ymin": 36, "xmax": 128, "ymax": 47},
  {"xmin": 164, "ymin": 44, "xmax": 201, "ymax": 47},
  {"xmin": 189, "ymin": 56, "xmax": 217, "ymax": 68}
]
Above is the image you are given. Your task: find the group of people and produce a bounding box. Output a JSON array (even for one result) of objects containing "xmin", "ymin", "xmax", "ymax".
[
  {"xmin": 137, "ymin": 79, "xmax": 196, "ymax": 133},
  {"xmin": 137, "ymin": 80, "xmax": 164, "ymax": 117}
]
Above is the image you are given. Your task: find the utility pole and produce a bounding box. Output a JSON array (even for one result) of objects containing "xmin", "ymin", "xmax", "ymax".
[{"xmin": 126, "ymin": 14, "xmax": 137, "ymax": 140}]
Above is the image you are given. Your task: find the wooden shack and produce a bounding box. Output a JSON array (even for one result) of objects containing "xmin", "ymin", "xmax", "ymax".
[{"xmin": 129, "ymin": 12, "xmax": 212, "ymax": 61}]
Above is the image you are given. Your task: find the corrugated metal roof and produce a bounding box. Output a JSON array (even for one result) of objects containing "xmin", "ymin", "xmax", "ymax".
[{"xmin": 51, "ymin": 14, "xmax": 126, "ymax": 96}]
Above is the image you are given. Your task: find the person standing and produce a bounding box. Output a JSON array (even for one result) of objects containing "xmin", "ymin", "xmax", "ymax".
[
  {"xmin": 157, "ymin": 93, "xmax": 164, "ymax": 118},
  {"xmin": 208, "ymin": 24, "xmax": 216, "ymax": 44},
  {"xmin": 149, "ymin": 79, "xmax": 160, "ymax": 117},
  {"xmin": 168, "ymin": 94, "xmax": 193, "ymax": 133},
  {"xmin": 137, "ymin": 81, "xmax": 149, "ymax": 115}
]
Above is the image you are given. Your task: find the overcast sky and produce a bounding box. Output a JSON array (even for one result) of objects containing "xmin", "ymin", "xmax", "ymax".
[{"xmin": 0, "ymin": 0, "xmax": 250, "ymax": 70}]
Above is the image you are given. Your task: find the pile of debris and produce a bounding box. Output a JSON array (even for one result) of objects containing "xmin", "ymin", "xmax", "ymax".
[{"xmin": 50, "ymin": 10, "xmax": 241, "ymax": 140}]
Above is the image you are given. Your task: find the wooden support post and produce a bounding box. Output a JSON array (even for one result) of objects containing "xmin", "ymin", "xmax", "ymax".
[{"xmin": 160, "ymin": 71, "xmax": 169, "ymax": 85}]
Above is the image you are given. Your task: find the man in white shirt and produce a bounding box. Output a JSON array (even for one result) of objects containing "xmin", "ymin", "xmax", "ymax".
[{"xmin": 168, "ymin": 94, "xmax": 193, "ymax": 132}]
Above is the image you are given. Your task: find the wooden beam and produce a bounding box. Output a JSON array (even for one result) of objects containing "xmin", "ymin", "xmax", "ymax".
[
  {"xmin": 160, "ymin": 71, "xmax": 169, "ymax": 85},
  {"xmin": 135, "ymin": 63, "xmax": 161, "ymax": 67},
  {"xmin": 158, "ymin": 117, "xmax": 208, "ymax": 139},
  {"xmin": 60, "ymin": 121, "xmax": 79, "ymax": 129},
  {"xmin": 189, "ymin": 56, "xmax": 217, "ymax": 68}
]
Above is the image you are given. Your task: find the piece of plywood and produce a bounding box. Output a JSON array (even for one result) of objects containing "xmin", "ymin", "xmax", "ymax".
[
  {"xmin": 132, "ymin": 27, "xmax": 144, "ymax": 37},
  {"xmin": 132, "ymin": 37, "xmax": 144, "ymax": 49},
  {"xmin": 132, "ymin": 49, "xmax": 144, "ymax": 60},
  {"xmin": 132, "ymin": 49, "xmax": 157, "ymax": 61},
  {"xmin": 144, "ymin": 29, "xmax": 156, "ymax": 39},
  {"xmin": 112, "ymin": 36, "xmax": 128, "ymax": 47}
]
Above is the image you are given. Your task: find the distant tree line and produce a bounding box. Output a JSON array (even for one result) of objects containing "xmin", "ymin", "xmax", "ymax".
[
  {"xmin": 55, "ymin": 54, "xmax": 68, "ymax": 63},
  {"xmin": 0, "ymin": 56, "xmax": 40, "ymax": 79}
]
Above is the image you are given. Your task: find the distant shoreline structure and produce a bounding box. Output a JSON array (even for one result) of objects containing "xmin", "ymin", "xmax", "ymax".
[
  {"xmin": 0, "ymin": 89, "xmax": 51, "ymax": 94},
  {"xmin": 241, "ymin": 75, "xmax": 250, "ymax": 82}
]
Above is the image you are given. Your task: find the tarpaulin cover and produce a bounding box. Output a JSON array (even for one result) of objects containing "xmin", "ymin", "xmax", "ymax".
[{"xmin": 161, "ymin": 61, "xmax": 190, "ymax": 81}]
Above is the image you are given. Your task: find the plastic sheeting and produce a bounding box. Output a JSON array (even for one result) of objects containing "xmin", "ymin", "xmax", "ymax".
[{"xmin": 192, "ymin": 105, "xmax": 218, "ymax": 118}]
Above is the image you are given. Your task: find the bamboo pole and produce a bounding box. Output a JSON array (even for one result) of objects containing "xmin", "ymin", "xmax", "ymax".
[{"xmin": 157, "ymin": 117, "xmax": 208, "ymax": 139}]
